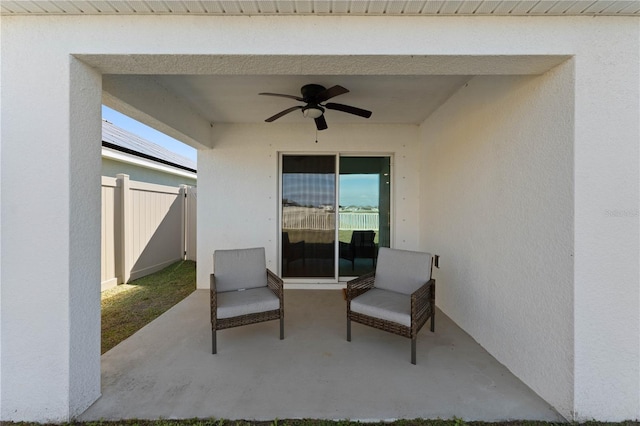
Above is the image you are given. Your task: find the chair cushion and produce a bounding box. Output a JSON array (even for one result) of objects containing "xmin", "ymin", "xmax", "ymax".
[
  {"xmin": 217, "ymin": 287, "xmax": 280, "ymax": 319},
  {"xmin": 350, "ymin": 288, "xmax": 411, "ymax": 327},
  {"xmin": 373, "ymin": 247, "xmax": 432, "ymax": 295},
  {"xmin": 214, "ymin": 247, "xmax": 267, "ymax": 292}
]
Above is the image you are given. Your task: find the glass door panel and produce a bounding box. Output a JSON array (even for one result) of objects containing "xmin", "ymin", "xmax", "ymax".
[
  {"xmin": 281, "ymin": 155, "xmax": 336, "ymax": 278},
  {"xmin": 338, "ymin": 156, "xmax": 391, "ymax": 277}
]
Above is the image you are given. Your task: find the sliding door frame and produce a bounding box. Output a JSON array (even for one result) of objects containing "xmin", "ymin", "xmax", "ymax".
[{"xmin": 278, "ymin": 152, "xmax": 394, "ymax": 288}]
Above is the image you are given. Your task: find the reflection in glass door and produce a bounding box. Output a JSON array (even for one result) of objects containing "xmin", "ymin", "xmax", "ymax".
[
  {"xmin": 338, "ymin": 157, "xmax": 391, "ymax": 277},
  {"xmin": 281, "ymin": 155, "xmax": 336, "ymax": 278}
]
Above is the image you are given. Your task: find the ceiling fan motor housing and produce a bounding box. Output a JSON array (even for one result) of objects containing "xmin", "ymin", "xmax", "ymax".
[{"xmin": 301, "ymin": 84, "xmax": 327, "ymax": 102}]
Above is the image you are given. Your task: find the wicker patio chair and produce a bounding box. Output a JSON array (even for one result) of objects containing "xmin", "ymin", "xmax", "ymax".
[
  {"xmin": 339, "ymin": 230, "xmax": 377, "ymax": 270},
  {"xmin": 210, "ymin": 247, "xmax": 284, "ymax": 354},
  {"xmin": 346, "ymin": 247, "xmax": 436, "ymax": 364}
]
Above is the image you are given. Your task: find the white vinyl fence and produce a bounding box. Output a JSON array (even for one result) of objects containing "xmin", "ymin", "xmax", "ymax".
[
  {"xmin": 339, "ymin": 212, "xmax": 379, "ymax": 231},
  {"xmin": 101, "ymin": 174, "xmax": 196, "ymax": 291},
  {"xmin": 282, "ymin": 208, "xmax": 379, "ymax": 231},
  {"xmin": 282, "ymin": 207, "xmax": 335, "ymax": 230}
]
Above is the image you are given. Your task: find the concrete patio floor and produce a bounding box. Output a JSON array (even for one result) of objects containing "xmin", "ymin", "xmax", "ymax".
[{"xmin": 81, "ymin": 289, "xmax": 564, "ymax": 422}]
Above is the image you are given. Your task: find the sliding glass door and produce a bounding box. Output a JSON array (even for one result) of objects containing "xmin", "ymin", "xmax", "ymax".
[
  {"xmin": 281, "ymin": 154, "xmax": 391, "ymax": 280},
  {"xmin": 338, "ymin": 157, "xmax": 391, "ymax": 277},
  {"xmin": 281, "ymin": 155, "xmax": 336, "ymax": 278}
]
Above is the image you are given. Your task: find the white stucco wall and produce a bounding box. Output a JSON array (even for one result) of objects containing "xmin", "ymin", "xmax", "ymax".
[
  {"xmin": 417, "ymin": 22, "xmax": 640, "ymax": 420},
  {"xmin": 197, "ymin": 123, "xmax": 420, "ymax": 288},
  {"xmin": 571, "ymin": 21, "xmax": 640, "ymax": 422},
  {"xmin": 1, "ymin": 49, "xmax": 102, "ymax": 420},
  {"xmin": 68, "ymin": 58, "xmax": 103, "ymax": 419},
  {"xmin": 1, "ymin": 13, "xmax": 638, "ymax": 422},
  {"xmin": 420, "ymin": 65, "xmax": 575, "ymax": 416}
]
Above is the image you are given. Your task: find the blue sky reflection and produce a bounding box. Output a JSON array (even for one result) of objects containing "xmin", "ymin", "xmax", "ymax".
[
  {"xmin": 340, "ymin": 175, "xmax": 379, "ymax": 208},
  {"xmin": 282, "ymin": 173, "xmax": 379, "ymax": 208}
]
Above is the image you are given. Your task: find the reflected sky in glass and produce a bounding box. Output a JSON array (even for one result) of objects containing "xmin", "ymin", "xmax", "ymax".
[
  {"xmin": 282, "ymin": 173, "xmax": 379, "ymax": 208},
  {"xmin": 340, "ymin": 175, "xmax": 378, "ymax": 208}
]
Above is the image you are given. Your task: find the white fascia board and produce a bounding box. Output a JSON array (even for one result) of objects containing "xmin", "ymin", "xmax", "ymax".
[{"xmin": 102, "ymin": 147, "xmax": 197, "ymax": 180}]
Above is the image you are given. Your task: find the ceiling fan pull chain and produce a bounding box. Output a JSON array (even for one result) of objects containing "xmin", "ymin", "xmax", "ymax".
[{"xmin": 315, "ymin": 128, "xmax": 318, "ymax": 144}]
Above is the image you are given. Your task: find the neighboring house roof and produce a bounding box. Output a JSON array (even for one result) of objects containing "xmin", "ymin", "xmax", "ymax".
[{"xmin": 102, "ymin": 119, "xmax": 197, "ymax": 174}]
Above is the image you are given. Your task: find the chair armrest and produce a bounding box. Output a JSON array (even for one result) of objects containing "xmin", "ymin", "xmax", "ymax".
[
  {"xmin": 339, "ymin": 241, "xmax": 353, "ymax": 260},
  {"xmin": 267, "ymin": 269, "xmax": 284, "ymax": 301},
  {"xmin": 346, "ymin": 271, "xmax": 375, "ymax": 301},
  {"xmin": 210, "ymin": 274, "xmax": 217, "ymax": 324},
  {"xmin": 411, "ymin": 278, "xmax": 435, "ymax": 322}
]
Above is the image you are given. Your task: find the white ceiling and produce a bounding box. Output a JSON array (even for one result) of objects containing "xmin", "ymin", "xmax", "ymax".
[
  {"xmin": 2, "ymin": 0, "xmax": 639, "ymax": 15},
  {"xmin": 96, "ymin": 54, "xmax": 570, "ymax": 130},
  {"xmin": 97, "ymin": 54, "xmax": 569, "ymax": 131},
  {"xmin": 153, "ymin": 74, "xmax": 473, "ymax": 126}
]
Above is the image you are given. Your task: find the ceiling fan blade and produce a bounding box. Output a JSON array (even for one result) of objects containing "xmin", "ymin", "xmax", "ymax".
[
  {"xmin": 259, "ymin": 92, "xmax": 304, "ymax": 102},
  {"xmin": 325, "ymin": 102, "xmax": 372, "ymax": 118},
  {"xmin": 265, "ymin": 106, "xmax": 303, "ymax": 122},
  {"xmin": 316, "ymin": 85, "xmax": 349, "ymax": 103},
  {"xmin": 315, "ymin": 115, "xmax": 328, "ymax": 131}
]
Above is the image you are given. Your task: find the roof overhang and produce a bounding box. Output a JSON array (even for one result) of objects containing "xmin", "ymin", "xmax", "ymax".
[
  {"xmin": 102, "ymin": 147, "xmax": 197, "ymax": 181},
  {"xmin": 2, "ymin": 0, "xmax": 639, "ymax": 16}
]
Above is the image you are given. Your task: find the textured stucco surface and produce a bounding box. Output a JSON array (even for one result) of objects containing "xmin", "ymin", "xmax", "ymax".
[
  {"xmin": 68, "ymin": 58, "xmax": 103, "ymax": 419},
  {"xmin": 570, "ymin": 21, "xmax": 640, "ymax": 422},
  {"xmin": 1, "ymin": 13, "xmax": 639, "ymax": 422},
  {"xmin": 1, "ymin": 39, "xmax": 103, "ymax": 421},
  {"xmin": 420, "ymin": 67, "xmax": 574, "ymax": 417}
]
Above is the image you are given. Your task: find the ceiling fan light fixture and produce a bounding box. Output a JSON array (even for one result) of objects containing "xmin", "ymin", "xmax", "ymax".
[{"xmin": 302, "ymin": 106, "xmax": 324, "ymax": 119}]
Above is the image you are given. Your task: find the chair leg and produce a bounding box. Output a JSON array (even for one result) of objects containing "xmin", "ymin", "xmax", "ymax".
[
  {"xmin": 347, "ymin": 317, "xmax": 351, "ymax": 342},
  {"xmin": 431, "ymin": 309, "xmax": 435, "ymax": 332},
  {"xmin": 212, "ymin": 329, "xmax": 217, "ymax": 355},
  {"xmin": 411, "ymin": 338, "xmax": 416, "ymax": 365},
  {"xmin": 280, "ymin": 317, "xmax": 284, "ymax": 340}
]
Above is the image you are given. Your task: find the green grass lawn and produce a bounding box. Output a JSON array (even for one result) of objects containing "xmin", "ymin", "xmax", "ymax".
[{"xmin": 101, "ymin": 260, "xmax": 196, "ymax": 354}]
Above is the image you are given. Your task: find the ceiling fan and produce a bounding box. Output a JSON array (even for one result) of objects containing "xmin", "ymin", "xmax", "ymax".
[{"xmin": 259, "ymin": 84, "xmax": 372, "ymax": 131}]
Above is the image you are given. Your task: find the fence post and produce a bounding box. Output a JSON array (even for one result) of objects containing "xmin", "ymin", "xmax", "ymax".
[{"xmin": 117, "ymin": 173, "xmax": 132, "ymax": 284}]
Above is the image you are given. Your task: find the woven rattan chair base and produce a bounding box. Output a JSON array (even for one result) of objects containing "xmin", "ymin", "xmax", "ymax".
[
  {"xmin": 348, "ymin": 311, "xmax": 413, "ymax": 338},
  {"xmin": 216, "ymin": 309, "xmax": 281, "ymax": 330}
]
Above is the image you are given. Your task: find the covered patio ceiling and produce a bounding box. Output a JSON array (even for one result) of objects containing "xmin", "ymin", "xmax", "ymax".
[
  {"xmin": 137, "ymin": 74, "xmax": 474, "ymax": 126},
  {"xmin": 94, "ymin": 54, "xmax": 572, "ymax": 145}
]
